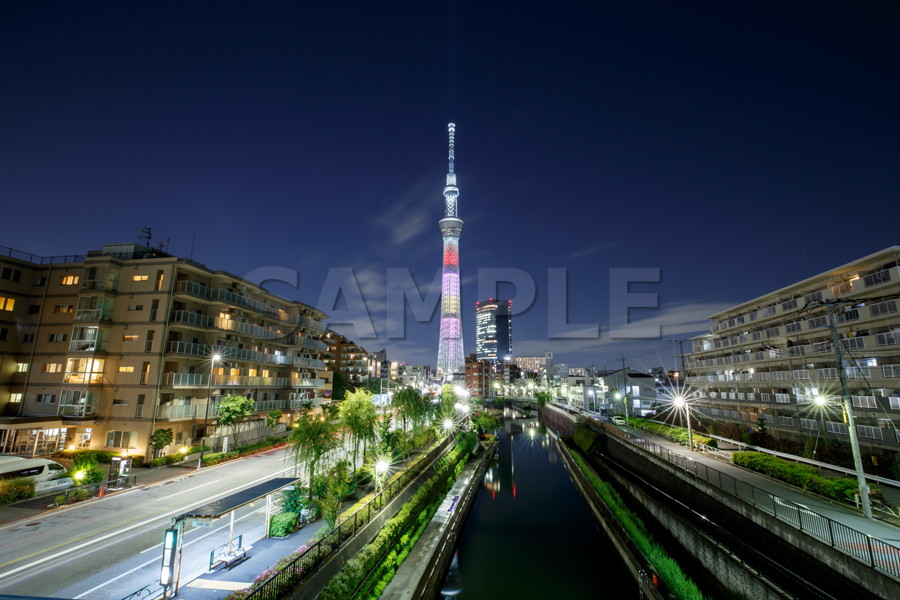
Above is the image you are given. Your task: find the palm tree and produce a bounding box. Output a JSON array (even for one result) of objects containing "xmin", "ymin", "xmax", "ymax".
[{"xmin": 288, "ymin": 413, "xmax": 338, "ymax": 501}]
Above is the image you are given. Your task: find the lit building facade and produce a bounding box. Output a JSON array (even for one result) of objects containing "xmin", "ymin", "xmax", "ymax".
[
  {"xmin": 436, "ymin": 123, "xmax": 465, "ymax": 379},
  {"xmin": 0, "ymin": 242, "xmax": 327, "ymax": 458},
  {"xmin": 686, "ymin": 247, "xmax": 900, "ymax": 452},
  {"xmin": 475, "ymin": 299, "xmax": 512, "ymax": 362},
  {"xmin": 322, "ymin": 330, "xmax": 370, "ymax": 386}
]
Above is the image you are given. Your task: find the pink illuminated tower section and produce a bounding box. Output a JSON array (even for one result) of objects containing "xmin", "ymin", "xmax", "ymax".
[{"xmin": 436, "ymin": 123, "xmax": 464, "ymax": 379}]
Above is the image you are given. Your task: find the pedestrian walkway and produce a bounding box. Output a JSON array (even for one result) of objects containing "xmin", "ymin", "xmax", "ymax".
[
  {"xmin": 381, "ymin": 451, "xmax": 483, "ymax": 600},
  {"xmin": 613, "ymin": 423, "xmax": 900, "ymax": 545}
]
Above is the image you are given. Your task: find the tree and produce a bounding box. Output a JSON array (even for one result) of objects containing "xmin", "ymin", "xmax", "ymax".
[
  {"xmin": 331, "ymin": 371, "xmax": 351, "ymax": 401},
  {"xmin": 439, "ymin": 384, "xmax": 458, "ymax": 421},
  {"xmin": 316, "ymin": 460, "xmax": 353, "ymax": 531},
  {"xmin": 289, "ymin": 413, "xmax": 339, "ymax": 501},
  {"xmin": 392, "ymin": 386, "xmax": 422, "ymax": 431},
  {"xmin": 339, "ymin": 389, "xmax": 378, "ymax": 469},
  {"xmin": 217, "ymin": 395, "xmax": 255, "ymax": 448},
  {"xmin": 148, "ymin": 428, "xmax": 173, "ymax": 458},
  {"xmin": 266, "ymin": 409, "xmax": 283, "ymax": 433},
  {"xmin": 534, "ymin": 391, "xmax": 552, "ymax": 408}
]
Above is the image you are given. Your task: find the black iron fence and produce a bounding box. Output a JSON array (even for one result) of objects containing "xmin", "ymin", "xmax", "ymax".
[
  {"xmin": 243, "ymin": 437, "xmax": 452, "ymax": 600},
  {"xmin": 613, "ymin": 429, "xmax": 900, "ymax": 581},
  {"xmin": 55, "ymin": 475, "xmax": 138, "ymax": 505}
]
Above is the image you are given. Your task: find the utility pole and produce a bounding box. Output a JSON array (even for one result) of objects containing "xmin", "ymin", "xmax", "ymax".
[
  {"xmin": 826, "ymin": 302, "xmax": 872, "ymax": 519},
  {"xmin": 618, "ymin": 356, "xmax": 630, "ymax": 426},
  {"xmin": 676, "ymin": 339, "xmax": 687, "ymax": 382}
]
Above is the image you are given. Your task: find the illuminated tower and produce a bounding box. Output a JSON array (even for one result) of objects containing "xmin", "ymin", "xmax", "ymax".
[{"xmin": 437, "ymin": 123, "xmax": 465, "ymax": 379}]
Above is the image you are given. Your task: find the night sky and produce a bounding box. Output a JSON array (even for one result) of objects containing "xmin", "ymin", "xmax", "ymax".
[{"xmin": 2, "ymin": 2, "xmax": 899, "ymax": 372}]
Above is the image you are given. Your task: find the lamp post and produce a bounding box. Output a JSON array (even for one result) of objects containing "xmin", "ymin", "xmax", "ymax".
[
  {"xmin": 375, "ymin": 458, "xmax": 389, "ymax": 492},
  {"xmin": 198, "ymin": 353, "xmax": 221, "ymax": 469},
  {"xmin": 673, "ymin": 393, "xmax": 693, "ymax": 451},
  {"xmin": 614, "ymin": 390, "xmax": 630, "ymax": 425}
]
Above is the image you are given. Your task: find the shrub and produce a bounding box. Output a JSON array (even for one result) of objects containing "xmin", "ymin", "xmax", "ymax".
[
  {"xmin": 269, "ymin": 512, "xmax": 299, "ymax": 537},
  {"xmin": 732, "ymin": 451, "xmax": 867, "ymax": 502},
  {"xmin": 0, "ymin": 477, "xmax": 36, "ymax": 506},
  {"xmin": 150, "ymin": 457, "xmax": 168, "ymax": 467}
]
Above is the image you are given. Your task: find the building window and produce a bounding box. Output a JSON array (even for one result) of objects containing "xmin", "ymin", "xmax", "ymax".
[
  {"xmin": 113, "ymin": 399, "xmax": 128, "ymax": 405},
  {"xmin": 20, "ymin": 333, "xmax": 34, "ymax": 343},
  {"xmin": 0, "ymin": 296, "xmax": 15, "ymax": 311},
  {"xmin": 118, "ymin": 365, "xmax": 135, "ymax": 373},
  {"xmin": 140, "ymin": 362, "xmax": 151, "ymax": 384},
  {"xmin": 132, "ymin": 274, "xmax": 149, "ymax": 282},
  {"xmin": 0, "ymin": 267, "xmax": 22, "ymax": 282},
  {"xmin": 105, "ymin": 430, "xmax": 138, "ymax": 448},
  {"xmin": 890, "ymin": 396, "xmax": 900, "ymax": 410},
  {"xmin": 127, "ymin": 305, "xmax": 144, "ymax": 311},
  {"xmin": 42, "ymin": 363, "xmax": 62, "ymax": 373},
  {"xmin": 799, "ymin": 418, "xmax": 818, "ymax": 430},
  {"xmin": 0, "ymin": 327, "xmax": 7, "ymax": 341},
  {"xmin": 851, "ymin": 395, "xmax": 876, "ymax": 409},
  {"xmin": 61, "ymin": 275, "xmax": 79, "ymax": 286},
  {"xmin": 136, "ymin": 394, "xmax": 145, "ymax": 418},
  {"xmin": 123, "ymin": 334, "xmax": 139, "ymax": 341},
  {"xmin": 10, "ymin": 393, "xmax": 22, "ymax": 403},
  {"xmin": 826, "ymin": 421, "xmax": 848, "ymax": 435},
  {"xmin": 35, "ymin": 393, "xmax": 56, "ymax": 404},
  {"xmin": 145, "ymin": 330, "xmax": 155, "ymax": 352},
  {"xmin": 16, "ymin": 363, "xmax": 28, "ymax": 372},
  {"xmin": 54, "ymin": 304, "xmax": 74, "ymax": 313},
  {"xmin": 857, "ymin": 425, "xmax": 883, "ymax": 440},
  {"xmin": 48, "ymin": 332, "xmax": 68, "ymax": 342},
  {"xmin": 28, "ymin": 304, "xmax": 40, "ymax": 314}
]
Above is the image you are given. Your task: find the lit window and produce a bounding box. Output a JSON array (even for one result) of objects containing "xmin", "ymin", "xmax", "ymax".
[
  {"xmin": 16, "ymin": 363, "xmax": 28, "ymax": 372},
  {"xmin": 61, "ymin": 275, "xmax": 79, "ymax": 285},
  {"xmin": 123, "ymin": 334, "xmax": 139, "ymax": 341},
  {"xmin": 42, "ymin": 363, "xmax": 62, "ymax": 373},
  {"xmin": 10, "ymin": 393, "xmax": 23, "ymax": 402},
  {"xmin": 118, "ymin": 365, "xmax": 135, "ymax": 373},
  {"xmin": 132, "ymin": 275, "xmax": 149, "ymax": 282},
  {"xmin": 0, "ymin": 296, "xmax": 14, "ymax": 311}
]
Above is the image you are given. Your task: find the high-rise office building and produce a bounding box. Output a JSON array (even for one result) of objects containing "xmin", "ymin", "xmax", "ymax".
[
  {"xmin": 475, "ymin": 299, "xmax": 512, "ymax": 362},
  {"xmin": 436, "ymin": 123, "xmax": 465, "ymax": 379}
]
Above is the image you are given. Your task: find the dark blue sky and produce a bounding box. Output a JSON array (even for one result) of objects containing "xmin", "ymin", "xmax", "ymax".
[{"xmin": 2, "ymin": 1, "xmax": 899, "ymax": 372}]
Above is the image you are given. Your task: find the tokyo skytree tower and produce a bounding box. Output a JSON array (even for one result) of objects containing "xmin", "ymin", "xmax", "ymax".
[{"xmin": 436, "ymin": 123, "xmax": 465, "ymax": 379}]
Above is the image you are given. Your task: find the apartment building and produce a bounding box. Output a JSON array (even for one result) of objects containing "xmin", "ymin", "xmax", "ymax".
[
  {"xmin": 686, "ymin": 247, "xmax": 900, "ymax": 452},
  {"xmin": 322, "ymin": 330, "xmax": 370, "ymax": 386},
  {"xmin": 0, "ymin": 243, "xmax": 328, "ymax": 458}
]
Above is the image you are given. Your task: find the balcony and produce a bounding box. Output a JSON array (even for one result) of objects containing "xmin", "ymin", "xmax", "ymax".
[
  {"xmin": 214, "ymin": 288, "xmax": 279, "ymax": 319},
  {"xmin": 254, "ymin": 398, "xmax": 310, "ymax": 412},
  {"xmin": 59, "ymin": 403, "xmax": 97, "ymax": 418},
  {"xmin": 215, "ymin": 317, "xmax": 281, "ymax": 340},
  {"xmin": 293, "ymin": 357, "xmax": 326, "ymax": 369},
  {"xmin": 175, "ymin": 279, "xmax": 212, "ymax": 299},
  {"xmin": 302, "ymin": 337, "xmax": 327, "ymax": 352},
  {"xmin": 292, "ymin": 378, "xmax": 326, "ymax": 388},
  {"xmin": 295, "ymin": 315, "xmax": 327, "ymax": 332},
  {"xmin": 169, "ymin": 310, "xmax": 212, "ymax": 328},
  {"xmin": 155, "ymin": 403, "xmax": 200, "ymax": 420},
  {"xmin": 863, "ymin": 268, "xmax": 893, "ymax": 288},
  {"xmin": 68, "ymin": 339, "xmax": 107, "ymax": 353},
  {"xmin": 167, "ymin": 341, "xmax": 210, "ymax": 357},
  {"xmin": 75, "ymin": 309, "xmax": 112, "ymax": 322},
  {"xmin": 63, "ymin": 372, "xmax": 103, "ymax": 385},
  {"xmin": 163, "ymin": 372, "xmax": 295, "ymax": 388}
]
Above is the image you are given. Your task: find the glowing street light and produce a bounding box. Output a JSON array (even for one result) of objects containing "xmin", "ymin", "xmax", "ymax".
[
  {"xmin": 374, "ymin": 458, "xmax": 389, "ymax": 492},
  {"xmin": 613, "ymin": 390, "xmax": 630, "ymax": 426},
  {"xmin": 198, "ymin": 353, "xmax": 221, "ymax": 469},
  {"xmin": 672, "ymin": 394, "xmax": 693, "ymax": 451}
]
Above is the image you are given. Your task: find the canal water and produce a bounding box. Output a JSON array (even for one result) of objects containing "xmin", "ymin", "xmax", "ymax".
[{"xmin": 438, "ymin": 414, "xmax": 636, "ymax": 599}]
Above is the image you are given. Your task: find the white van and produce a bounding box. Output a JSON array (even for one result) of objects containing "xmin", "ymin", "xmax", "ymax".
[
  {"xmin": 612, "ymin": 416, "xmax": 627, "ymax": 426},
  {"xmin": 0, "ymin": 458, "xmax": 67, "ymax": 482}
]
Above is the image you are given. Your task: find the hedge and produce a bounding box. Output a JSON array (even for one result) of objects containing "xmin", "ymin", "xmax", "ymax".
[
  {"xmin": 318, "ymin": 440, "xmax": 472, "ymax": 600},
  {"xmin": 632, "ymin": 418, "xmax": 716, "ymax": 449},
  {"xmin": 270, "ymin": 512, "xmax": 300, "ymax": 537},
  {"xmin": 569, "ymin": 447, "xmax": 707, "ymax": 600},
  {"xmin": 731, "ymin": 451, "xmax": 863, "ymax": 502},
  {"xmin": 0, "ymin": 477, "xmax": 35, "ymax": 506}
]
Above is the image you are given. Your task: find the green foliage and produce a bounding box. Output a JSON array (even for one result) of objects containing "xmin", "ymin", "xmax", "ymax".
[
  {"xmin": 71, "ymin": 453, "xmax": 105, "ymax": 484},
  {"xmin": 0, "ymin": 477, "xmax": 36, "ymax": 506},
  {"xmin": 269, "ymin": 511, "xmax": 299, "ymax": 537},
  {"xmin": 534, "ymin": 391, "xmax": 552, "ymax": 407},
  {"xmin": 67, "ymin": 488, "xmax": 93, "ymax": 503},
  {"xmin": 281, "ymin": 486, "xmax": 310, "ymax": 514},
  {"xmin": 319, "ymin": 440, "xmax": 474, "ymax": 600},
  {"xmin": 340, "ymin": 390, "xmax": 379, "ymax": 469},
  {"xmin": 267, "ymin": 409, "xmax": 284, "ymax": 430},
  {"xmin": 317, "ymin": 460, "xmax": 353, "ymax": 531},
  {"xmin": 54, "ymin": 449, "xmax": 118, "ymax": 464},
  {"xmin": 392, "ymin": 386, "xmax": 431, "ymax": 433},
  {"xmin": 631, "ymin": 418, "xmax": 716, "ymax": 449},
  {"xmin": 472, "ymin": 413, "xmax": 501, "ymax": 436},
  {"xmin": 148, "ymin": 428, "xmax": 174, "ymax": 455},
  {"xmin": 732, "ymin": 451, "xmax": 865, "ymax": 502},
  {"xmin": 573, "ymin": 421, "xmax": 600, "ymax": 454},
  {"xmin": 454, "ymin": 430, "xmax": 477, "ymax": 454},
  {"xmin": 217, "ymin": 394, "xmax": 255, "ymax": 445},
  {"xmin": 569, "ymin": 448, "xmax": 707, "ymax": 600},
  {"xmin": 288, "ymin": 413, "xmax": 339, "ymax": 500},
  {"xmin": 331, "ymin": 371, "xmax": 352, "ymax": 401}
]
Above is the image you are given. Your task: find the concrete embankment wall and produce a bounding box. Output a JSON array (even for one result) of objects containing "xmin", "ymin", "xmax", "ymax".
[{"xmin": 600, "ymin": 429, "xmax": 900, "ymax": 600}]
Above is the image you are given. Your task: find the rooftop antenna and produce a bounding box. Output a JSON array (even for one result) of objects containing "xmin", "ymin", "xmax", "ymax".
[{"xmin": 138, "ymin": 226, "xmax": 153, "ymax": 245}]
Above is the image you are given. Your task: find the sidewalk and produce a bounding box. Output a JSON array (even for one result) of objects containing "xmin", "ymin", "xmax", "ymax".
[{"xmin": 615, "ymin": 424, "xmax": 900, "ymax": 544}]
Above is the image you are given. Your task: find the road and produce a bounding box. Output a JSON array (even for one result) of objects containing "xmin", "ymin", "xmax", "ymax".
[{"xmin": 0, "ymin": 446, "xmax": 306, "ymax": 599}]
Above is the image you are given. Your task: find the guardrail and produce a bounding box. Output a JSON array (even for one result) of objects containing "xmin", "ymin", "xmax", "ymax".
[
  {"xmin": 610, "ymin": 428, "xmax": 900, "ymax": 581},
  {"xmin": 243, "ymin": 436, "xmax": 453, "ymax": 600}
]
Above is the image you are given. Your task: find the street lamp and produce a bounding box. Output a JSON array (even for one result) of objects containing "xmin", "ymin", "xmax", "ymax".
[
  {"xmin": 375, "ymin": 458, "xmax": 389, "ymax": 492},
  {"xmin": 198, "ymin": 353, "xmax": 221, "ymax": 469},
  {"xmin": 614, "ymin": 390, "xmax": 630, "ymax": 426},
  {"xmin": 672, "ymin": 393, "xmax": 693, "ymax": 451}
]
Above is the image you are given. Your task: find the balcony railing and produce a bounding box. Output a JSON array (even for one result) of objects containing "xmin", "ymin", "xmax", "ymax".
[
  {"xmin": 292, "ymin": 378, "xmax": 326, "ymax": 388},
  {"xmin": 169, "ymin": 310, "xmax": 212, "ymax": 328},
  {"xmin": 175, "ymin": 279, "xmax": 212, "ymax": 299},
  {"xmin": 163, "ymin": 373, "xmax": 295, "ymax": 388},
  {"xmin": 295, "ymin": 315, "xmax": 327, "ymax": 332},
  {"xmin": 254, "ymin": 398, "xmax": 310, "ymax": 412},
  {"xmin": 68, "ymin": 339, "xmax": 107, "ymax": 352},
  {"xmin": 214, "ymin": 288, "xmax": 280, "ymax": 318},
  {"xmin": 167, "ymin": 341, "xmax": 210, "ymax": 357},
  {"xmin": 293, "ymin": 357, "xmax": 326, "ymax": 370},
  {"xmin": 155, "ymin": 404, "xmax": 200, "ymax": 420},
  {"xmin": 63, "ymin": 372, "xmax": 103, "ymax": 385},
  {"xmin": 302, "ymin": 337, "xmax": 327, "ymax": 351},
  {"xmin": 75, "ymin": 309, "xmax": 112, "ymax": 322},
  {"xmin": 215, "ymin": 317, "xmax": 281, "ymax": 340},
  {"xmin": 59, "ymin": 404, "xmax": 97, "ymax": 418}
]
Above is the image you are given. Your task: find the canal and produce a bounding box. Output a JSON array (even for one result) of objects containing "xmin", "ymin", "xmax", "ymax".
[{"xmin": 438, "ymin": 413, "xmax": 636, "ymax": 599}]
